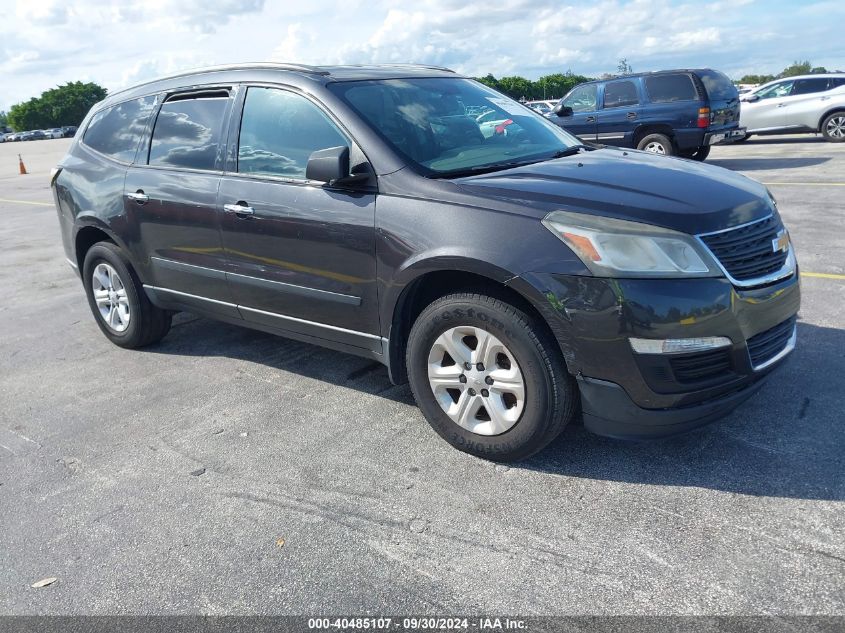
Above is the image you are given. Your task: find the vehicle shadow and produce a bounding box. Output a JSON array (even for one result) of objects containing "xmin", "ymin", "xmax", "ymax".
[
  {"xmin": 742, "ymin": 136, "xmax": 826, "ymax": 145},
  {"xmin": 707, "ymin": 157, "xmax": 830, "ymax": 171},
  {"xmin": 151, "ymin": 316, "xmax": 843, "ymax": 501}
]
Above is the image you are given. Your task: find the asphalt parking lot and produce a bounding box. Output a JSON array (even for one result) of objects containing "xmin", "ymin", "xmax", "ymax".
[{"xmin": 0, "ymin": 136, "xmax": 843, "ymax": 616}]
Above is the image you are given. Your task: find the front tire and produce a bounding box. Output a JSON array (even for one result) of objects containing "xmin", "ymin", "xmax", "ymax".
[
  {"xmin": 821, "ymin": 112, "xmax": 845, "ymax": 142},
  {"xmin": 406, "ymin": 293, "xmax": 577, "ymax": 461},
  {"xmin": 82, "ymin": 242, "xmax": 171, "ymax": 348},
  {"xmin": 636, "ymin": 133, "xmax": 675, "ymax": 156}
]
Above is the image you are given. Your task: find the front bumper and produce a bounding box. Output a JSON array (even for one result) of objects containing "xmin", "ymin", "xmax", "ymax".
[{"xmin": 510, "ymin": 271, "xmax": 800, "ymax": 438}]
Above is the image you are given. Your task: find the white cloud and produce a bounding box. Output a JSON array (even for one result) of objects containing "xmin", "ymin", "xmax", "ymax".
[{"xmin": 0, "ymin": 0, "xmax": 843, "ymax": 112}]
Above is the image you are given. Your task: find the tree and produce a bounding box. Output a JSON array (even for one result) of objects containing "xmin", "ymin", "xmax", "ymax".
[
  {"xmin": 617, "ymin": 58, "xmax": 633, "ymax": 75},
  {"xmin": 739, "ymin": 73, "xmax": 776, "ymax": 84},
  {"xmin": 7, "ymin": 81, "xmax": 107, "ymax": 131},
  {"xmin": 495, "ymin": 75, "xmax": 535, "ymax": 101},
  {"xmin": 536, "ymin": 72, "xmax": 593, "ymax": 100},
  {"xmin": 779, "ymin": 60, "xmax": 813, "ymax": 77}
]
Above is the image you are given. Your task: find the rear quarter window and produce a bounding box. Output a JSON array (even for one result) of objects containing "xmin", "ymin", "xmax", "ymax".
[
  {"xmin": 644, "ymin": 74, "xmax": 698, "ymax": 102},
  {"xmin": 697, "ymin": 70, "xmax": 738, "ymax": 100},
  {"xmin": 83, "ymin": 96, "xmax": 156, "ymax": 162}
]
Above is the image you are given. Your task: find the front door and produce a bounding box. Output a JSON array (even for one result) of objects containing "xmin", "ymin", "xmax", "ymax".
[
  {"xmin": 218, "ymin": 86, "xmax": 380, "ymax": 352},
  {"xmin": 126, "ymin": 88, "xmax": 236, "ymax": 317},
  {"xmin": 596, "ymin": 79, "xmax": 641, "ymax": 147},
  {"xmin": 555, "ymin": 83, "xmax": 598, "ymax": 141}
]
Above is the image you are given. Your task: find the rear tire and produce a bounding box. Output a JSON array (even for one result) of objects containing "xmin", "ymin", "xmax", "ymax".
[
  {"xmin": 636, "ymin": 133, "xmax": 675, "ymax": 156},
  {"xmin": 82, "ymin": 242, "xmax": 171, "ymax": 348},
  {"xmin": 406, "ymin": 292, "xmax": 577, "ymax": 461},
  {"xmin": 679, "ymin": 145, "xmax": 711, "ymax": 161},
  {"xmin": 821, "ymin": 112, "xmax": 845, "ymax": 142}
]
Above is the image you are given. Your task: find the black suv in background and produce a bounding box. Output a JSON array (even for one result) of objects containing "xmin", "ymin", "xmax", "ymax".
[
  {"xmin": 52, "ymin": 64, "xmax": 799, "ymax": 461},
  {"xmin": 550, "ymin": 69, "xmax": 745, "ymax": 160}
]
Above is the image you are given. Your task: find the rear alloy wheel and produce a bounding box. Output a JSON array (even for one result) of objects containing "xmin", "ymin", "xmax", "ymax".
[
  {"xmin": 406, "ymin": 292, "xmax": 577, "ymax": 461},
  {"xmin": 82, "ymin": 242, "xmax": 171, "ymax": 348},
  {"xmin": 821, "ymin": 113, "xmax": 845, "ymax": 142},
  {"xmin": 637, "ymin": 133, "xmax": 675, "ymax": 156}
]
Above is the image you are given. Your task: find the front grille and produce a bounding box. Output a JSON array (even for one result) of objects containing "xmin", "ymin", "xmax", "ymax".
[
  {"xmin": 669, "ymin": 349, "xmax": 732, "ymax": 383},
  {"xmin": 699, "ymin": 215, "xmax": 789, "ymax": 282},
  {"xmin": 747, "ymin": 317, "xmax": 796, "ymax": 368}
]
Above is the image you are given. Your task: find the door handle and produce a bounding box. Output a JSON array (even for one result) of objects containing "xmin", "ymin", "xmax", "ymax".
[
  {"xmin": 627, "ymin": 111, "xmax": 637, "ymax": 119},
  {"xmin": 126, "ymin": 191, "xmax": 149, "ymax": 203},
  {"xmin": 777, "ymin": 103, "xmax": 786, "ymax": 107},
  {"xmin": 223, "ymin": 203, "xmax": 255, "ymax": 216},
  {"xmin": 820, "ymin": 96, "xmax": 831, "ymax": 101},
  {"xmin": 586, "ymin": 116, "xmax": 596, "ymax": 123}
]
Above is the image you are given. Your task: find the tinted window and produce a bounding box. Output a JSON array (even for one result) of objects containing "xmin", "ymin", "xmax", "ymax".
[
  {"xmin": 644, "ymin": 74, "xmax": 698, "ymax": 102},
  {"xmin": 603, "ymin": 81, "xmax": 639, "ymax": 108},
  {"xmin": 697, "ymin": 70, "xmax": 738, "ymax": 100},
  {"xmin": 148, "ymin": 94, "xmax": 228, "ymax": 170},
  {"xmin": 830, "ymin": 78, "xmax": 845, "ymax": 89},
  {"xmin": 791, "ymin": 78, "xmax": 829, "ymax": 95},
  {"xmin": 238, "ymin": 87, "xmax": 348, "ymax": 179},
  {"xmin": 563, "ymin": 84, "xmax": 598, "ymax": 112},
  {"xmin": 756, "ymin": 81, "xmax": 793, "ymax": 100},
  {"xmin": 83, "ymin": 96, "xmax": 156, "ymax": 162}
]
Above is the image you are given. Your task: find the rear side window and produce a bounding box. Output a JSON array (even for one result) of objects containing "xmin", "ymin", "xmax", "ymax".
[
  {"xmin": 644, "ymin": 74, "xmax": 698, "ymax": 102},
  {"xmin": 83, "ymin": 96, "xmax": 156, "ymax": 162},
  {"xmin": 237, "ymin": 87, "xmax": 348, "ymax": 179},
  {"xmin": 697, "ymin": 70, "xmax": 738, "ymax": 100},
  {"xmin": 791, "ymin": 78, "xmax": 829, "ymax": 95},
  {"xmin": 830, "ymin": 78, "xmax": 845, "ymax": 89},
  {"xmin": 603, "ymin": 80, "xmax": 639, "ymax": 108},
  {"xmin": 148, "ymin": 93, "xmax": 229, "ymax": 170}
]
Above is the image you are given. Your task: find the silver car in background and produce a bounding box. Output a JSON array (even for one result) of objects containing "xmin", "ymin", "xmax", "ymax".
[{"xmin": 739, "ymin": 74, "xmax": 845, "ymax": 142}]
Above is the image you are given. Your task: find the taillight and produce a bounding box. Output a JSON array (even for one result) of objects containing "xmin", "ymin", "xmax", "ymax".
[{"xmin": 697, "ymin": 107, "xmax": 710, "ymax": 128}]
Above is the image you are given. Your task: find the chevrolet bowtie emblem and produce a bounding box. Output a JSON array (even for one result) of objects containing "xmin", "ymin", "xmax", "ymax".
[{"xmin": 772, "ymin": 229, "xmax": 789, "ymax": 254}]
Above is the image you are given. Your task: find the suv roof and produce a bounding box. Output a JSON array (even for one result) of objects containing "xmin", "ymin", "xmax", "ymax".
[
  {"xmin": 578, "ymin": 69, "xmax": 721, "ymax": 85},
  {"xmin": 106, "ymin": 62, "xmax": 459, "ymax": 103}
]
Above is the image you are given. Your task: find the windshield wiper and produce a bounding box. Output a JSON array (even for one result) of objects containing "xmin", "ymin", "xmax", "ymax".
[
  {"xmin": 428, "ymin": 159, "xmax": 541, "ymax": 179},
  {"xmin": 548, "ymin": 144, "xmax": 594, "ymax": 158}
]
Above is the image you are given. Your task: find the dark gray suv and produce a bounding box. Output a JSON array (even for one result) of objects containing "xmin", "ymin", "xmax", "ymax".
[{"xmin": 52, "ymin": 63, "xmax": 800, "ymax": 461}]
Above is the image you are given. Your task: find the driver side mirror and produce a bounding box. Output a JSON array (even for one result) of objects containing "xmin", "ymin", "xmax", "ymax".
[
  {"xmin": 552, "ymin": 103, "xmax": 574, "ymax": 117},
  {"xmin": 742, "ymin": 94, "xmax": 760, "ymax": 103},
  {"xmin": 306, "ymin": 146, "xmax": 370, "ymax": 186}
]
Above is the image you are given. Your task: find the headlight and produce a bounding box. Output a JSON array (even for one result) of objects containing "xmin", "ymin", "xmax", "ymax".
[{"xmin": 542, "ymin": 210, "xmax": 721, "ymax": 278}]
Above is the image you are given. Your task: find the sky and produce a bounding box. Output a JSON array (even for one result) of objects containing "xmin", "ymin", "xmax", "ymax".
[{"xmin": 1, "ymin": 0, "xmax": 844, "ymax": 111}]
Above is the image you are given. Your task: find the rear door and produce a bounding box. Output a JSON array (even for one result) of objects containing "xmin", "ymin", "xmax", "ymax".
[
  {"xmin": 124, "ymin": 88, "xmax": 237, "ymax": 317},
  {"xmin": 769, "ymin": 77, "xmax": 833, "ymax": 130},
  {"xmin": 596, "ymin": 79, "xmax": 641, "ymax": 146},
  {"xmin": 218, "ymin": 85, "xmax": 380, "ymax": 352},
  {"xmin": 554, "ymin": 83, "xmax": 598, "ymax": 141}
]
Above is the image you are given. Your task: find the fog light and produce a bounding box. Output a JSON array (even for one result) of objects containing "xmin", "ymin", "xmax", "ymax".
[{"xmin": 629, "ymin": 337, "xmax": 732, "ymax": 355}]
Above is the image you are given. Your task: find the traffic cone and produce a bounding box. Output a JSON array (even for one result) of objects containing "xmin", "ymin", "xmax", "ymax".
[{"xmin": 18, "ymin": 155, "xmax": 27, "ymax": 175}]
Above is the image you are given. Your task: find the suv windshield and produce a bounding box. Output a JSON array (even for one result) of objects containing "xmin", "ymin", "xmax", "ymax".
[{"xmin": 328, "ymin": 77, "xmax": 580, "ymax": 176}]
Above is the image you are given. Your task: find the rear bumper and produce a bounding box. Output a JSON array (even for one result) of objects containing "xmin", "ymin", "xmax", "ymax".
[{"xmin": 706, "ymin": 127, "xmax": 747, "ymax": 145}]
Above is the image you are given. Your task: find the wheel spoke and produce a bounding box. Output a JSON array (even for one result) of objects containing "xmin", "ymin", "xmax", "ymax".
[
  {"xmin": 428, "ymin": 365, "xmax": 464, "ymax": 390},
  {"xmin": 93, "ymin": 289, "xmax": 110, "ymax": 306},
  {"xmin": 484, "ymin": 398, "xmax": 514, "ymax": 435},
  {"xmin": 437, "ymin": 329, "xmax": 472, "ymax": 367},
  {"xmin": 454, "ymin": 391, "xmax": 483, "ymax": 428}
]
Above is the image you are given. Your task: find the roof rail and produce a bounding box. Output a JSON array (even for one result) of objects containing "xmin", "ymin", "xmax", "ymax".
[
  {"xmin": 376, "ymin": 63, "xmax": 456, "ymax": 73},
  {"xmin": 108, "ymin": 62, "xmax": 330, "ymax": 98}
]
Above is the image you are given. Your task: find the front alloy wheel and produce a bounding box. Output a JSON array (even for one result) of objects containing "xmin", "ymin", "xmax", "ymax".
[
  {"xmin": 428, "ymin": 326, "xmax": 525, "ymax": 436},
  {"xmin": 406, "ymin": 292, "xmax": 577, "ymax": 461}
]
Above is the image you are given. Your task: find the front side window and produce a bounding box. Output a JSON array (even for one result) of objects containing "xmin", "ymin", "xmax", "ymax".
[
  {"xmin": 83, "ymin": 96, "xmax": 156, "ymax": 162},
  {"xmin": 238, "ymin": 87, "xmax": 348, "ymax": 179},
  {"xmin": 563, "ymin": 84, "xmax": 598, "ymax": 112},
  {"xmin": 644, "ymin": 74, "xmax": 697, "ymax": 102},
  {"xmin": 603, "ymin": 81, "xmax": 639, "ymax": 108},
  {"xmin": 328, "ymin": 77, "xmax": 579, "ymax": 176},
  {"xmin": 756, "ymin": 81, "xmax": 793, "ymax": 100},
  {"xmin": 148, "ymin": 93, "xmax": 229, "ymax": 170},
  {"xmin": 790, "ymin": 78, "xmax": 829, "ymax": 95}
]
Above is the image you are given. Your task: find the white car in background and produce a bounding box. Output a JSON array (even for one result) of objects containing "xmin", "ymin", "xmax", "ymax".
[
  {"xmin": 44, "ymin": 128, "xmax": 64, "ymax": 139},
  {"xmin": 739, "ymin": 74, "xmax": 845, "ymax": 142},
  {"xmin": 524, "ymin": 99, "xmax": 557, "ymax": 115}
]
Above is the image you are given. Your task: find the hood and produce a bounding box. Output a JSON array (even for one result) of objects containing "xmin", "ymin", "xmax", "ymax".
[{"xmin": 452, "ymin": 148, "xmax": 774, "ymax": 235}]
